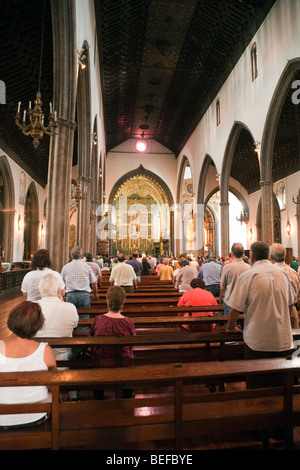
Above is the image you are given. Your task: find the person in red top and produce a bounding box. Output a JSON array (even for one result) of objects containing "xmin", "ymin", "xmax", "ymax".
[
  {"xmin": 177, "ymin": 278, "xmax": 218, "ymax": 331},
  {"xmin": 89, "ymin": 286, "xmax": 136, "ymax": 399}
]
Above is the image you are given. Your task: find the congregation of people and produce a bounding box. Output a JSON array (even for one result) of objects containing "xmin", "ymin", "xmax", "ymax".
[{"xmin": 0, "ymin": 241, "xmax": 300, "ymax": 427}]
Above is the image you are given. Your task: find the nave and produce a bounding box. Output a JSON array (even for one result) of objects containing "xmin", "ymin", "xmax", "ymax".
[{"xmin": 1, "ymin": 282, "xmax": 300, "ymax": 452}]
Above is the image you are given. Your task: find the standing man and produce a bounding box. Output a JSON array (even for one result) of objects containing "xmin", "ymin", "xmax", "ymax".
[
  {"xmin": 220, "ymin": 243, "xmax": 250, "ymax": 315},
  {"xmin": 197, "ymin": 254, "xmax": 222, "ymax": 297},
  {"xmin": 85, "ymin": 252, "xmax": 102, "ymax": 288},
  {"xmin": 126, "ymin": 252, "xmax": 142, "ymax": 283},
  {"xmin": 269, "ymin": 243, "xmax": 300, "ymax": 328},
  {"xmin": 227, "ymin": 241, "xmax": 294, "ymax": 388},
  {"xmin": 61, "ymin": 246, "xmax": 98, "ymax": 309},
  {"xmin": 110, "ymin": 253, "xmax": 137, "ymax": 293}
]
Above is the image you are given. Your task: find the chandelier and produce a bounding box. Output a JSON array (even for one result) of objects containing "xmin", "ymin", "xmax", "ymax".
[
  {"xmin": 293, "ymin": 189, "xmax": 300, "ymax": 205},
  {"xmin": 71, "ymin": 179, "xmax": 87, "ymax": 206},
  {"xmin": 15, "ymin": 93, "xmax": 58, "ymax": 149},
  {"xmin": 15, "ymin": 0, "xmax": 58, "ymax": 149},
  {"xmin": 236, "ymin": 210, "xmax": 249, "ymax": 225}
]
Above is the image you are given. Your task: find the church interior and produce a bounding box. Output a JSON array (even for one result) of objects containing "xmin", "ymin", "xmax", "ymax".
[{"xmin": 1, "ymin": 0, "xmax": 300, "ymax": 452}]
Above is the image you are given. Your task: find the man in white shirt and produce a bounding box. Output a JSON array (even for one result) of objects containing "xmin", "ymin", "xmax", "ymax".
[
  {"xmin": 61, "ymin": 246, "xmax": 98, "ymax": 308},
  {"xmin": 36, "ymin": 273, "xmax": 79, "ymax": 361},
  {"xmin": 110, "ymin": 253, "xmax": 137, "ymax": 292},
  {"xmin": 227, "ymin": 241, "xmax": 294, "ymax": 388},
  {"xmin": 269, "ymin": 243, "xmax": 300, "ymax": 328}
]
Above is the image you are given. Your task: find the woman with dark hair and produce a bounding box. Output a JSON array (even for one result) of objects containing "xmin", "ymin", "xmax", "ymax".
[
  {"xmin": 0, "ymin": 301, "xmax": 56, "ymax": 428},
  {"xmin": 21, "ymin": 249, "xmax": 65, "ymax": 301},
  {"xmin": 89, "ymin": 286, "xmax": 136, "ymax": 399},
  {"xmin": 140, "ymin": 256, "xmax": 151, "ymax": 276}
]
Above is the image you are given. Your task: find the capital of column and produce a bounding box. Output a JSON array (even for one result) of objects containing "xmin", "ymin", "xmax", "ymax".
[
  {"xmin": 219, "ymin": 202, "xmax": 230, "ymax": 207},
  {"xmin": 57, "ymin": 117, "xmax": 77, "ymax": 130},
  {"xmin": 259, "ymin": 179, "xmax": 272, "ymax": 187}
]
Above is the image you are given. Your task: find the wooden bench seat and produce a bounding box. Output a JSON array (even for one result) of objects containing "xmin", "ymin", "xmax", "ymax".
[
  {"xmin": 78, "ymin": 304, "xmax": 225, "ymax": 317},
  {"xmin": 35, "ymin": 331, "xmax": 245, "ymax": 368},
  {"xmin": 75, "ymin": 313, "xmax": 240, "ymax": 329},
  {"xmin": 1, "ymin": 358, "xmax": 300, "ymax": 450}
]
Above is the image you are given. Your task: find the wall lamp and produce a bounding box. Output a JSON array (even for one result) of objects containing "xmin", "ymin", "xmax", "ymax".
[
  {"xmin": 286, "ymin": 219, "xmax": 291, "ymax": 236},
  {"xmin": 18, "ymin": 215, "xmax": 24, "ymax": 231}
]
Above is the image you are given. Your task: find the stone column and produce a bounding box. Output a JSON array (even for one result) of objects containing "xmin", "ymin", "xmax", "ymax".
[
  {"xmin": 219, "ymin": 201, "xmax": 230, "ymax": 258},
  {"xmin": 77, "ymin": 177, "xmax": 91, "ymax": 253},
  {"xmin": 260, "ymin": 179, "xmax": 274, "ymax": 245},
  {"xmin": 293, "ymin": 189, "xmax": 300, "ymax": 258},
  {"xmin": 194, "ymin": 202, "xmax": 205, "ymax": 257},
  {"xmin": 46, "ymin": 0, "xmax": 77, "ymax": 272}
]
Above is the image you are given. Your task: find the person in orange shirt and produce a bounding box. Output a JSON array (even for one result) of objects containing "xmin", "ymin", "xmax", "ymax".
[
  {"xmin": 158, "ymin": 258, "xmax": 174, "ymax": 281},
  {"xmin": 177, "ymin": 278, "xmax": 218, "ymax": 331}
]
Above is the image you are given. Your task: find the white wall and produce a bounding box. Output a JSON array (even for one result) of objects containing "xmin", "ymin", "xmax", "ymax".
[{"xmin": 105, "ymin": 139, "xmax": 177, "ymax": 203}]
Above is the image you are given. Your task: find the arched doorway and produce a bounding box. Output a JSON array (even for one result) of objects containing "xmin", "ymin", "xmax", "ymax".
[
  {"xmin": 221, "ymin": 122, "xmax": 259, "ymax": 256},
  {"xmin": 197, "ymin": 154, "xmax": 219, "ymax": 256},
  {"xmin": 105, "ymin": 166, "xmax": 174, "ymax": 256},
  {"xmin": 205, "ymin": 188, "xmax": 249, "ymax": 257},
  {"xmin": 0, "ymin": 155, "xmax": 15, "ymax": 263},
  {"xmin": 177, "ymin": 156, "xmax": 195, "ymax": 254},
  {"xmin": 23, "ymin": 182, "xmax": 39, "ymax": 261}
]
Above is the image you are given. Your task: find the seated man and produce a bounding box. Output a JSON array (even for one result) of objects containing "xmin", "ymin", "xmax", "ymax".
[
  {"xmin": 177, "ymin": 278, "xmax": 218, "ymax": 331},
  {"xmin": 35, "ymin": 273, "xmax": 79, "ymax": 362}
]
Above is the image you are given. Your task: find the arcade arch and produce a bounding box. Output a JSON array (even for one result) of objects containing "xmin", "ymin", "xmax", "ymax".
[
  {"xmin": 261, "ymin": 58, "xmax": 300, "ymax": 247},
  {"xmin": 0, "ymin": 155, "xmax": 15, "ymax": 263}
]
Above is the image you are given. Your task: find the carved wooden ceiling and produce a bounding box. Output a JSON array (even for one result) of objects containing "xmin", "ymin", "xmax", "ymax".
[{"xmin": 1, "ymin": 0, "xmax": 299, "ymax": 194}]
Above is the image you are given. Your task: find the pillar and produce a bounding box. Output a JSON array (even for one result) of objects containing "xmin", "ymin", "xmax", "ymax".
[
  {"xmin": 260, "ymin": 179, "xmax": 274, "ymax": 245},
  {"xmin": 46, "ymin": 0, "xmax": 77, "ymax": 272},
  {"xmin": 220, "ymin": 201, "xmax": 230, "ymax": 258}
]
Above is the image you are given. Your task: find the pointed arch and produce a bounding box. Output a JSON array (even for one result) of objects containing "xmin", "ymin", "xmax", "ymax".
[
  {"xmin": 0, "ymin": 155, "xmax": 15, "ymax": 263},
  {"xmin": 260, "ymin": 58, "xmax": 300, "ymax": 244}
]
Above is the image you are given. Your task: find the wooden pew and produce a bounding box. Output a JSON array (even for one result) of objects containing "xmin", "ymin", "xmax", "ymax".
[
  {"xmin": 36, "ymin": 330, "xmax": 244, "ymax": 367},
  {"xmin": 96, "ymin": 291, "xmax": 182, "ymax": 299},
  {"xmin": 78, "ymin": 304, "xmax": 225, "ymax": 317},
  {"xmin": 76, "ymin": 313, "xmax": 241, "ymax": 330},
  {"xmin": 1, "ymin": 357, "xmax": 300, "ymax": 450}
]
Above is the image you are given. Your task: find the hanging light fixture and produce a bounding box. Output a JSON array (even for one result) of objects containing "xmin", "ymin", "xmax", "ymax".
[
  {"xmin": 15, "ymin": 0, "xmax": 58, "ymax": 149},
  {"xmin": 78, "ymin": 49, "xmax": 87, "ymax": 69},
  {"xmin": 236, "ymin": 210, "xmax": 249, "ymax": 225},
  {"xmin": 135, "ymin": 132, "xmax": 148, "ymax": 152},
  {"xmin": 71, "ymin": 179, "xmax": 88, "ymax": 206}
]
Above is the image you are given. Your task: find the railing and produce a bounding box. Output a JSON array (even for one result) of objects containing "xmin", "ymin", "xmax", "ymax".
[{"xmin": 0, "ymin": 269, "xmax": 29, "ymax": 298}]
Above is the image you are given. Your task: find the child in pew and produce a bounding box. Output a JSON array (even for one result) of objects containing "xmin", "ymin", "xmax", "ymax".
[
  {"xmin": 0, "ymin": 301, "xmax": 56, "ymax": 428},
  {"xmin": 177, "ymin": 278, "xmax": 218, "ymax": 331},
  {"xmin": 89, "ymin": 286, "xmax": 136, "ymax": 399}
]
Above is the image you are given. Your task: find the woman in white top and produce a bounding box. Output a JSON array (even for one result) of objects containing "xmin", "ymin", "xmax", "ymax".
[
  {"xmin": 0, "ymin": 301, "xmax": 56, "ymax": 428},
  {"xmin": 21, "ymin": 249, "xmax": 65, "ymax": 302}
]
